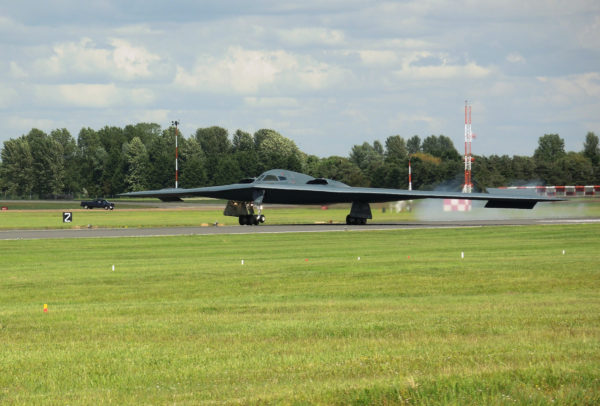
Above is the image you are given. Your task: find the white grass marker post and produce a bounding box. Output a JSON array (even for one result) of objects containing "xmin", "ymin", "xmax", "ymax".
[
  {"xmin": 112, "ymin": 264, "xmax": 115, "ymax": 272},
  {"xmin": 358, "ymin": 257, "xmax": 361, "ymax": 261},
  {"xmin": 241, "ymin": 260, "xmax": 244, "ymax": 265},
  {"xmin": 562, "ymin": 250, "xmax": 565, "ymax": 255},
  {"xmin": 461, "ymin": 252, "xmax": 464, "ymax": 259}
]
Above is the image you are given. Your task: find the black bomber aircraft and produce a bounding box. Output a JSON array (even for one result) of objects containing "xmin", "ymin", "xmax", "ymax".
[{"xmin": 119, "ymin": 169, "xmax": 559, "ymax": 225}]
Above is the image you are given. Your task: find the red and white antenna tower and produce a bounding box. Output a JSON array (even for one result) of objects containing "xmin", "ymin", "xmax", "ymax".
[
  {"xmin": 462, "ymin": 101, "xmax": 473, "ymax": 193},
  {"xmin": 408, "ymin": 159, "xmax": 412, "ymax": 191}
]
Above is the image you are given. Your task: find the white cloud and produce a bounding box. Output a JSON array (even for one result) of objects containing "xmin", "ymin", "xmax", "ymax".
[
  {"xmin": 9, "ymin": 62, "xmax": 28, "ymax": 79},
  {"xmin": 110, "ymin": 38, "xmax": 161, "ymax": 79},
  {"xmin": 358, "ymin": 50, "xmax": 399, "ymax": 66},
  {"xmin": 6, "ymin": 116, "xmax": 56, "ymax": 134},
  {"xmin": 386, "ymin": 50, "xmax": 493, "ymax": 82},
  {"xmin": 537, "ymin": 72, "xmax": 600, "ymax": 104},
  {"xmin": 277, "ymin": 27, "xmax": 345, "ymax": 46},
  {"xmin": 112, "ymin": 24, "xmax": 165, "ymax": 37},
  {"xmin": 396, "ymin": 61, "xmax": 492, "ymax": 80},
  {"xmin": 133, "ymin": 109, "xmax": 170, "ymax": 124},
  {"xmin": 34, "ymin": 83, "xmax": 155, "ymax": 108},
  {"xmin": 389, "ymin": 112, "xmax": 445, "ymax": 134},
  {"xmin": 244, "ymin": 97, "xmax": 299, "ymax": 108},
  {"xmin": 35, "ymin": 37, "xmax": 112, "ymax": 77},
  {"xmin": 129, "ymin": 87, "xmax": 156, "ymax": 104},
  {"xmin": 174, "ymin": 46, "xmax": 348, "ymax": 94},
  {"xmin": 506, "ymin": 53, "xmax": 525, "ymax": 64},
  {"xmin": 0, "ymin": 1, "xmax": 598, "ymax": 157},
  {"xmin": 0, "ymin": 85, "xmax": 18, "ymax": 108},
  {"xmin": 32, "ymin": 37, "xmax": 161, "ymax": 81},
  {"xmin": 488, "ymin": 81, "xmax": 517, "ymax": 97}
]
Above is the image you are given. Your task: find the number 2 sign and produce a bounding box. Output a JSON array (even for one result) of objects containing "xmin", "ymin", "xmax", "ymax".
[{"xmin": 63, "ymin": 212, "xmax": 73, "ymax": 223}]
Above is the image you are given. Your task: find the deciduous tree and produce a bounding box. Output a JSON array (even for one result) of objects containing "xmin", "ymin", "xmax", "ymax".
[
  {"xmin": 0, "ymin": 137, "xmax": 34, "ymax": 197},
  {"xmin": 124, "ymin": 137, "xmax": 149, "ymax": 191}
]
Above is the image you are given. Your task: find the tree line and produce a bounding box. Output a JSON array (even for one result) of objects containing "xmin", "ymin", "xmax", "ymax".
[{"xmin": 0, "ymin": 123, "xmax": 599, "ymax": 199}]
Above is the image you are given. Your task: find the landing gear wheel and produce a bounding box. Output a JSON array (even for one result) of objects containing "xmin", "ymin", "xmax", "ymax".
[
  {"xmin": 239, "ymin": 215, "xmax": 261, "ymax": 225},
  {"xmin": 346, "ymin": 215, "xmax": 367, "ymax": 225}
]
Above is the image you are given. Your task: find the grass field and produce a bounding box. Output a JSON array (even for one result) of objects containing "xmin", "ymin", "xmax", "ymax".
[
  {"xmin": 0, "ymin": 205, "xmax": 414, "ymax": 229},
  {"xmin": 0, "ymin": 199, "xmax": 598, "ymax": 230},
  {"xmin": 1, "ymin": 224, "xmax": 599, "ymax": 404}
]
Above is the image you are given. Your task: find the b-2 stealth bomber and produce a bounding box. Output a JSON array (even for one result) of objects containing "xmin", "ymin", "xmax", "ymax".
[{"xmin": 120, "ymin": 169, "xmax": 559, "ymax": 225}]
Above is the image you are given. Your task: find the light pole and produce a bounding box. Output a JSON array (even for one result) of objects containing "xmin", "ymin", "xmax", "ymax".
[{"xmin": 172, "ymin": 120, "xmax": 179, "ymax": 188}]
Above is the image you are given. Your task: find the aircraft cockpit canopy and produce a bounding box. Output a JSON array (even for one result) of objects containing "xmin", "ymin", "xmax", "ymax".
[
  {"xmin": 253, "ymin": 169, "xmax": 350, "ymax": 187},
  {"xmin": 256, "ymin": 173, "xmax": 288, "ymax": 182},
  {"xmin": 262, "ymin": 175, "xmax": 280, "ymax": 181}
]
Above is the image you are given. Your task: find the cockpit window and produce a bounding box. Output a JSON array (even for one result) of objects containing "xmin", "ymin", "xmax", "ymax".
[
  {"xmin": 278, "ymin": 176, "xmax": 287, "ymax": 181},
  {"xmin": 263, "ymin": 175, "xmax": 279, "ymax": 181}
]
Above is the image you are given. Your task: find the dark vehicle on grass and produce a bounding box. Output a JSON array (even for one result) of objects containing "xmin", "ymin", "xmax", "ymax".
[{"xmin": 80, "ymin": 199, "xmax": 114, "ymax": 210}]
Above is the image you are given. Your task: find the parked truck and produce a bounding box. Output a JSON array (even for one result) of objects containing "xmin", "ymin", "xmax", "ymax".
[{"xmin": 80, "ymin": 199, "xmax": 114, "ymax": 210}]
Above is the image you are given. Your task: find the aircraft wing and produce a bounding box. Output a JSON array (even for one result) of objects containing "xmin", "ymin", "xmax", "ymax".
[
  {"xmin": 120, "ymin": 181, "xmax": 557, "ymax": 209},
  {"xmin": 119, "ymin": 183, "xmax": 257, "ymax": 202},
  {"xmin": 253, "ymin": 183, "xmax": 555, "ymax": 209}
]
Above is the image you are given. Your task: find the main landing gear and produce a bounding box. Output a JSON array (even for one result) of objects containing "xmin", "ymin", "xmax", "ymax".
[
  {"xmin": 238, "ymin": 214, "xmax": 266, "ymax": 226},
  {"xmin": 346, "ymin": 215, "xmax": 367, "ymax": 225},
  {"xmin": 345, "ymin": 201, "xmax": 371, "ymax": 225}
]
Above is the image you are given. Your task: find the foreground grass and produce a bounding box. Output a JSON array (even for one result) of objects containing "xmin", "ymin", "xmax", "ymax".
[{"xmin": 1, "ymin": 225, "xmax": 599, "ymax": 404}]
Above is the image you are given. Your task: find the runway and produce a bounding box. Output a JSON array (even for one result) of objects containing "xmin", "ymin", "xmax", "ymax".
[{"xmin": 1, "ymin": 218, "xmax": 599, "ymax": 240}]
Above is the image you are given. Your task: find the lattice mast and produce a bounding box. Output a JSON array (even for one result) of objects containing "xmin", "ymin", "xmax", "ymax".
[
  {"xmin": 408, "ymin": 159, "xmax": 412, "ymax": 191},
  {"xmin": 462, "ymin": 101, "xmax": 473, "ymax": 193}
]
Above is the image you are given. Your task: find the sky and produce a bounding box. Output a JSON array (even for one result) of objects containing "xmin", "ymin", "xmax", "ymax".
[{"xmin": 1, "ymin": 1, "xmax": 599, "ymax": 158}]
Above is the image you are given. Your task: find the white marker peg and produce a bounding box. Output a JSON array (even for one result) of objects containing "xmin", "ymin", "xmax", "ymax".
[
  {"xmin": 112, "ymin": 264, "xmax": 115, "ymax": 271},
  {"xmin": 241, "ymin": 259, "xmax": 244, "ymax": 265},
  {"xmin": 461, "ymin": 252, "xmax": 464, "ymax": 259},
  {"xmin": 357, "ymin": 257, "xmax": 361, "ymax": 261},
  {"xmin": 562, "ymin": 250, "xmax": 565, "ymax": 255}
]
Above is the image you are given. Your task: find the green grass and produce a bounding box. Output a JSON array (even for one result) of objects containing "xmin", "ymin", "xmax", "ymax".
[
  {"xmin": 0, "ymin": 205, "xmax": 415, "ymax": 229},
  {"xmin": 1, "ymin": 225, "xmax": 599, "ymax": 404},
  {"xmin": 0, "ymin": 199, "xmax": 598, "ymax": 230}
]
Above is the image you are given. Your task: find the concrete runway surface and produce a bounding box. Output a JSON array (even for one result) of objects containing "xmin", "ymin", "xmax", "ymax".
[{"xmin": 1, "ymin": 218, "xmax": 599, "ymax": 240}]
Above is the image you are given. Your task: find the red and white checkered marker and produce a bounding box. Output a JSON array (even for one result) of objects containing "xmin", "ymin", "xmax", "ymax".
[
  {"xmin": 498, "ymin": 185, "xmax": 600, "ymax": 197},
  {"xmin": 443, "ymin": 199, "xmax": 472, "ymax": 212}
]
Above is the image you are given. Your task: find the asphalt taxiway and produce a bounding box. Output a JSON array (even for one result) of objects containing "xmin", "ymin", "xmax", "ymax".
[{"xmin": 1, "ymin": 218, "xmax": 598, "ymax": 240}]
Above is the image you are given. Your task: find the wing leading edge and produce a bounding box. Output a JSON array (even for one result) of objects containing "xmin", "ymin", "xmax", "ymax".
[{"xmin": 120, "ymin": 183, "xmax": 257, "ymax": 202}]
